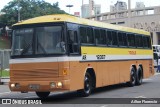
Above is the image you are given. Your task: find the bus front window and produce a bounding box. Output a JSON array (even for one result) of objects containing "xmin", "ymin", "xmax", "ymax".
[
  {"xmin": 12, "ymin": 28, "xmax": 34, "ymax": 55},
  {"xmin": 12, "ymin": 26, "xmax": 65, "ymax": 56},
  {"xmin": 36, "ymin": 26, "xmax": 65, "ymax": 54}
]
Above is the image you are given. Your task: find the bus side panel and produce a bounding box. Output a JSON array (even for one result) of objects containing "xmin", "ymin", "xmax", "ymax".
[
  {"xmin": 97, "ymin": 62, "xmax": 108, "ymax": 87},
  {"xmin": 105, "ymin": 62, "xmax": 120, "ymax": 86},
  {"xmin": 70, "ymin": 61, "xmax": 99, "ymax": 91},
  {"xmin": 142, "ymin": 60, "xmax": 153, "ymax": 79},
  {"xmin": 119, "ymin": 61, "xmax": 130, "ymax": 83}
]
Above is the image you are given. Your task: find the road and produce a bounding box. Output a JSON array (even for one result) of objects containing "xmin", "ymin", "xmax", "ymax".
[{"xmin": 0, "ymin": 73, "xmax": 160, "ymax": 107}]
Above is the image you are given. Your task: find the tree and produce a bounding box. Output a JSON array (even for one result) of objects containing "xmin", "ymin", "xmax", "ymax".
[{"xmin": 0, "ymin": 0, "xmax": 66, "ymax": 26}]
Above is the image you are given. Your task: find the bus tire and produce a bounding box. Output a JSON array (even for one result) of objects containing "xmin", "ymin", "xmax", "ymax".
[
  {"xmin": 77, "ymin": 72, "xmax": 92, "ymax": 97},
  {"xmin": 136, "ymin": 67, "xmax": 143, "ymax": 85},
  {"xmin": 127, "ymin": 67, "xmax": 136, "ymax": 87},
  {"xmin": 36, "ymin": 92, "xmax": 50, "ymax": 99}
]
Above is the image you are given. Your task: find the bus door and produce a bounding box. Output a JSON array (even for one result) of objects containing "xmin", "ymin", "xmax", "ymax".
[
  {"xmin": 67, "ymin": 25, "xmax": 82, "ymax": 90},
  {"xmin": 67, "ymin": 29, "xmax": 80, "ymax": 55}
]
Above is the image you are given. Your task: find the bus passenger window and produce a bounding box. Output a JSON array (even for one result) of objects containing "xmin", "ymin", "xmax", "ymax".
[
  {"xmin": 118, "ymin": 32, "xmax": 123, "ymax": 46},
  {"xmin": 107, "ymin": 31, "xmax": 112, "ymax": 45},
  {"xmin": 80, "ymin": 27, "xmax": 87, "ymax": 43},
  {"xmin": 68, "ymin": 30, "xmax": 79, "ymax": 54},
  {"xmin": 95, "ymin": 29, "xmax": 106, "ymax": 45},
  {"xmin": 135, "ymin": 35, "xmax": 143, "ymax": 48},
  {"xmin": 100, "ymin": 30, "xmax": 107, "ymax": 45},
  {"xmin": 87, "ymin": 28, "xmax": 94, "ymax": 44},
  {"xmin": 127, "ymin": 34, "xmax": 135, "ymax": 47},
  {"xmin": 147, "ymin": 36, "xmax": 152, "ymax": 48},
  {"xmin": 80, "ymin": 27, "xmax": 94, "ymax": 44},
  {"xmin": 95, "ymin": 29, "xmax": 100, "ymax": 44},
  {"xmin": 143, "ymin": 36, "xmax": 148, "ymax": 48},
  {"xmin": 112, "ymin": 31, "xmax": 118, "ymax": 46},
  {"xmin": 118, "ymin": 32, "xmax": 127, "ymax": 46}
]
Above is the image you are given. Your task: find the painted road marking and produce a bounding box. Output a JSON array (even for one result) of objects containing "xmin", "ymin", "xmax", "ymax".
[
  {"xmin": 135, "ymin": 95, "xmax": 146, "ymax": 98},
  {"xmin": 100, "ymin": 105, "xmax": 108, "ymax": 107},
  {"xmin": 24, "ymin": 96, "xmax": 38, "ymax": 98}
]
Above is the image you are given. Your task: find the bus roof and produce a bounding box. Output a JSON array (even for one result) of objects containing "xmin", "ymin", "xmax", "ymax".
[{"xmin": 13, "ymin": 14, "xmax": 150, "ymax": 35}]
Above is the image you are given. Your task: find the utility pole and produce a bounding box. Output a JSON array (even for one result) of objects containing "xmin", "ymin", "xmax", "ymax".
[
  {"xmin": 128, "ymin": 0, "xmax": 131, "ymax": 18},
  {"xmin": 81, "ymin": 0, "xmax": 84, "ymax": 18},
  {"xmin": 128, "ymin": 0, "xmax": 131, "ymax": 26},
  {"xmin": 17, "ymin": 0, "xmax": 20, "ymax": 22}
]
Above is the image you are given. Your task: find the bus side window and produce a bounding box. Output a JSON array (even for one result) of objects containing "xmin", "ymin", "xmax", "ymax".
[
  {"xmin": 147, "ymin": 36, "xmax": 152, "ymax": 48},
  {"xmin": 135, "ymin": 34, "xmax": 143, "ymax": 48},
  {"xmin": 87, "ymin": 27, "xmax": 94, "ymax": 44},
  {"xmin": 107, "ymin": 30, "xmax": 112, "ymax": 46},
  {"xmin": 143, "ymin": 36, "xmax": 148, "ymax": 48},
  {"xmin": 127, "ymin": 33, "xmax": 135, "ymax": 47},
  {"xmin": 80, "ymin": 27, "xmax": 87, "ymax": 43},
  {"xmin": 118, "ymin": 32, "xmax": 127, "ymax": 47},
  {"xmin": 112, "ymin": 31, "xmax": 118, "ymax": 46},
  {"xmin": 68, "ymin": 30, "xmax": 79, "ymax": 54}
]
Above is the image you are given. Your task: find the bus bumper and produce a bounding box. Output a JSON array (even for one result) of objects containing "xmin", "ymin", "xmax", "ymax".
[{"xmin": 9, "ymin": 79, "xmax": 70, "ymax": 92}]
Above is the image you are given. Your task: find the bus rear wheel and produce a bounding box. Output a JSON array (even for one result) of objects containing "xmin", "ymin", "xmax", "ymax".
[
  {"xmin": 36, "ymin": 92, "xmax": 50, "ymax": 99},
  {"xmin": 127, "ymin": 67, "xmax": 136, "ymax": 87},
  {"xmin": 77, "ymin": 72, "xmax": 92, "ymax": 97},
  {"xmin": 136, "ymin": 67, "xmax": 143, "ymax": 85}
]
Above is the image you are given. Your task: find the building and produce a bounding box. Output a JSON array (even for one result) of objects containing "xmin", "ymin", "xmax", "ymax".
[
  {"xmin": 110, "ymin": 1, "xmax": 127, "ymax": 12},
  {"xmin": 87, "ymin": 4, "xmax": 160, "ymax": 45},
  {"xmin": 135, "ymin": 2, "xmax": 145, "ymax": 9},
  {"xmin": 81, "ymin": 0, "xmax": 101, "ymax": 18}
]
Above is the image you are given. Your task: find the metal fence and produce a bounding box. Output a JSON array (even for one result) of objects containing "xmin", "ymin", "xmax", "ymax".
[{"xmin": 0, "ymin": 49, "xmax": 11, "ymax": 70}]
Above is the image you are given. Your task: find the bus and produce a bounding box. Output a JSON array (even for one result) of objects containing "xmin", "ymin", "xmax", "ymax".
[{"xmin": 9, "ymin": 14, "xmax": 154, "ymax": 98}]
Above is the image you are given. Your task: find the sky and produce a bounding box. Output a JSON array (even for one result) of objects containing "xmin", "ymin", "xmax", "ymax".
[{"xmin": 0, "ymin": 0, "xmax": 160, "ymax": 14}]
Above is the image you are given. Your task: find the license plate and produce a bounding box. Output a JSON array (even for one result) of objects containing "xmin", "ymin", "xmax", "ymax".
[{"xmin": 29, "ymin": 84, "xmax": 40, "ymax": 90}]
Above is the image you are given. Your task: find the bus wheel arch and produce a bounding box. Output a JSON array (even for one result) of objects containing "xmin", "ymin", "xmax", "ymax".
[
  {"xmin": 77, "ymin": 68, "xmax": 96, "ymax": 97},
  {"xmin": 86, "ymin": 68, "xmax": 96, "ymax": 89}
]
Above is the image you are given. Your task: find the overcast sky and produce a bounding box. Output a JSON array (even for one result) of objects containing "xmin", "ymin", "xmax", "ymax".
[{"xmin": 0, "ymin": 0, "xmax": 160, "ymax": 14}]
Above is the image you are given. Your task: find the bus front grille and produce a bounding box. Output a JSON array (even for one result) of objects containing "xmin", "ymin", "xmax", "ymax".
[{"xmin": 11, "ymin": 69, "xmax": 59, "ymax": 81}]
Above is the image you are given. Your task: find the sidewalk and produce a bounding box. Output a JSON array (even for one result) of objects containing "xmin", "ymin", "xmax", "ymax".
[{"xmin": 0, "ymin": 84, "xmax": 10, "ymax": 93}]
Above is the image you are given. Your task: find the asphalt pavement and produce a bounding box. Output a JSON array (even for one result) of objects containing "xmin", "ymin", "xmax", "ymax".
[{"xmin": 0, "ymin": 73, "xmax": 160, "ymax": 107}]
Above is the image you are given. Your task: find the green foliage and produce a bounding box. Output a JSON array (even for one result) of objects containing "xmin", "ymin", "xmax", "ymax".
[
  {"xmin": 0, "ymin": 36, "xmax": 10, "ymax": 49},
  {"xmin": 0, "ymin": 70, "xmax": 10, "ymax": 77},
  {"xmin": 0, "ymin": 0, "xmax": 66, "ymax": 26}
]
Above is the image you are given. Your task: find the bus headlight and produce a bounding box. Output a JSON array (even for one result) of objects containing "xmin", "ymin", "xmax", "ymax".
[
  {"xmin": 11, "ymin": 83, "xmax": 15, "ymax": 88},
  {"xmin": 57, "ymin": 82, "xmax": 62, "ymax": 88},
  {"xmin": 50, "ymin": 82, "xmax": 56, "ymax": 88}
]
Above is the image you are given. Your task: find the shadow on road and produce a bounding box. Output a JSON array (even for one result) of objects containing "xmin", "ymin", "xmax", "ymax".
[{"xmin": 29, "ymin": 82, "xmax": 151, "ymax": 104}]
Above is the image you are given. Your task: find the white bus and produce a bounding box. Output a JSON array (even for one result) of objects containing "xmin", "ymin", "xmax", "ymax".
[{"xmin": 153, "ymin": 45, "xmax": 160, "ymax": 67}]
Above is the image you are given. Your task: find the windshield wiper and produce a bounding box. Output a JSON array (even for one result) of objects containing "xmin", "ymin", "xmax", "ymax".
[
  {"xmin": 37, "ymin": 41, "xmax": 47, "ymax": 54},
  {"xmin": 20, "ymin": 39, "xmax": 32, "ymax": 55}
]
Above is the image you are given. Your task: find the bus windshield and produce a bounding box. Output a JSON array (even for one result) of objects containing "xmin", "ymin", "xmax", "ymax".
[{"xmin": 12, "ymin": 26, "xmax": 65, "ymax": 56}]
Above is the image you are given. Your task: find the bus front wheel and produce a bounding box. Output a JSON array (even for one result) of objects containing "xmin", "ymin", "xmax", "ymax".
[
  {"xmin": 77, "ymin": 72, "xmax": 92, "ymax": 97},
  {"xmin": 36, "ymin": 92, "xmax": 50, "ymax": 99}
]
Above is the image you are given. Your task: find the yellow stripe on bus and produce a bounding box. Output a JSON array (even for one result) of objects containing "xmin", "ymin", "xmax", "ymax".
[{"xmin": 81, "ymin": 46, "xmax": 153, "ymax": 55}]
